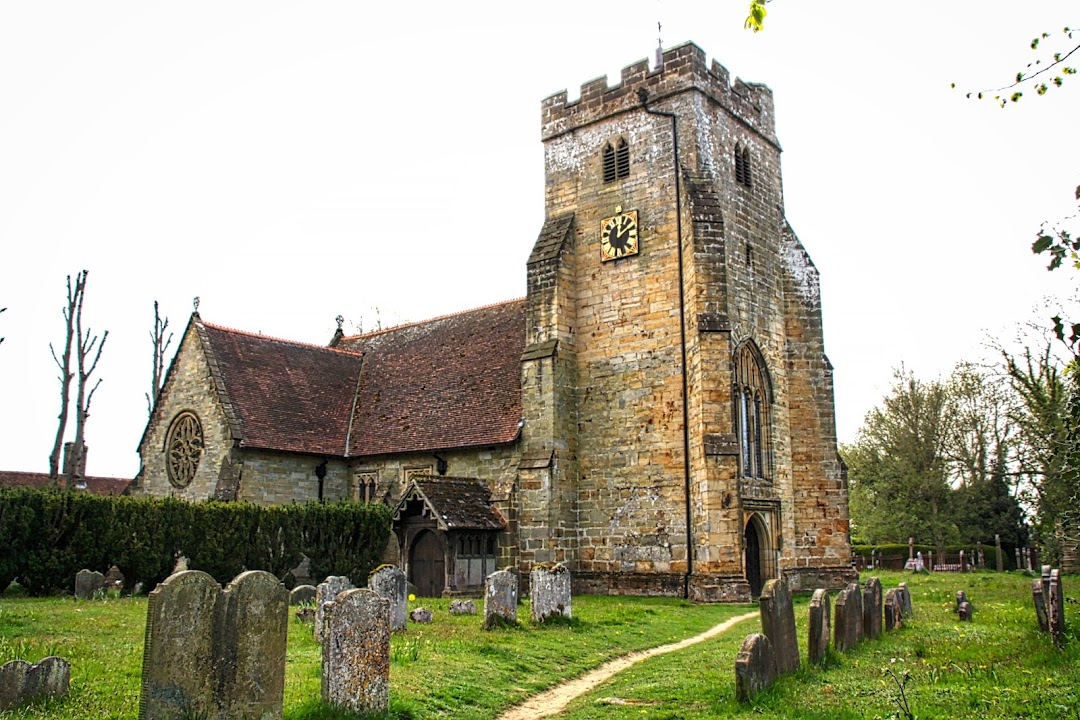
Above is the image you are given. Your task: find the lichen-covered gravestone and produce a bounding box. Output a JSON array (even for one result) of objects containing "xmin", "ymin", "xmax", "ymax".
[
  {"xmin": 1048, "ymin": 569, "xmax": 1066, "ymax": 647},
  {"xmin": 955, "ymin": 590, "xmax": 968, "ymax": 614},
  {"xmin": 897, "ymin": 582, "xmax": 913, "ymax": 618},
  {"xmin": 450, "ymin": 599, "xmax": 476, "ymax": 615},
  {"xmin": 862, "ymin": 577, "xmax": 883, "ymax": 640},
  {"xmin": 368, "ymin": 565, "xmax": 408, "ymax": 632},
  {"xmin": 1032, "ymin": 578, "xmax": 1049, "ymax": 632},
  {"xmin": 484, "ymin": 570, "xmax": 518, "ymax": 629},
  {"xmin": 530, "ymin": 564, "xmax": 571, "ymax": 622},
  {"xmin": 74, "ymin": 569, "xmax": 105, "ymax": 599},
  {"xmin": 884, "ymin": 588, "xmax": 904, "ymax": 630},
  {"xmin": 759, "ymin": 578, "xmax": 800, "ymax": 674},
  {"xmin": 833, "ymin": 583, "xmax": 861, "ymax": 653},
  {"xmin": 409, "ymin": 607, "xmax": 433, "ymax": 624},
  {"xmin": 958, "ymin": 601, "xmax": 973, "ymax": 622},
  {"xmin": 289, "ymin": 585, "xmax": 317, "ymax": 606},
  {"xmin": 734, "ymin": 633, "xmax": 776, "ymax": 703},
  {"xmin": 0, "ymin": 657, "xmax": 70, "ymax": 711},
  {"xmin": 807, "ymin": 589, "xmax": 830, "ymax": 665},
  {"xmin": 138, "ymin": 570, "xmax": 288, "ymax": 720},
  {"xmin": 321, "ymin": 588, "xmax": 390, "ymax": 714},
  {"xmin": 315, "ymin": 575, "xmax": 355, "ymax": 644}
]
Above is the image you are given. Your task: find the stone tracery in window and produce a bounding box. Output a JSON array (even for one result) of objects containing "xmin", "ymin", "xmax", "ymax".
[
  {"xmin": 166, "ymin": 411, "xmax": 204, "ymax": 488},
  {"xmin": 733, "ymin": 342, "xmax": 772, "ymax": 480}
]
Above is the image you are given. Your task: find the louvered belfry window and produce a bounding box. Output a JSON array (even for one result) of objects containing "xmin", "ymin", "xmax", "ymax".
[
  {"xmin": 603, "ymin": 138, "xmax": 630, "ymax": 183},
  {"xmin": 734, "ymin": 144, "xmax": 752, "ymax": 188}
]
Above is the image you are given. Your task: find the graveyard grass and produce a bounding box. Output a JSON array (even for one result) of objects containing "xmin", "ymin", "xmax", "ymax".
[{"xmin": 0, "ymin": 572, "xmax": 1075, "ymax": 719}]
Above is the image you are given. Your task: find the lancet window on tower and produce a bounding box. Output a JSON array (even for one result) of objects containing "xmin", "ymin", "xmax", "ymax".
[
  {"xmin": 733, "ymin": 342, "xmax": 772, "ymax": 480},
  {"xmin": 603, "ymin": 137, "xmax": 630, "ymax": 183},
  {"xmin": 734, "ymin": 144, "xmax": 753, "ymax": 188}
]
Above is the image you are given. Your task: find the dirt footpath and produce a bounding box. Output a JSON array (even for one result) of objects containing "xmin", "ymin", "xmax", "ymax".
[{"xmin": 497, "ymin": 610, "xmax": 759, "ymax": 720}]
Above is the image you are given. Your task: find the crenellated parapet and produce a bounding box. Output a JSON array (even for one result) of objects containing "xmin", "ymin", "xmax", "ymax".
[{"xmin": 541, "ymin": 41, "xmax": 775, "ymax": 145}]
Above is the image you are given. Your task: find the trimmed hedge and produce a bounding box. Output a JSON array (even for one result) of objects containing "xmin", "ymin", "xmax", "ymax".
[{"xmin": 0, "ymin": 489, "xmax": 392, "ymax": 596}]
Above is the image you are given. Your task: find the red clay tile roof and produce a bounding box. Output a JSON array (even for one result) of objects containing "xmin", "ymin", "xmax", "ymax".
[
  {"xmin": 199, "ymin": 321, "xmax": 363, "ymax": 456},
  {"xmin": 0, "ymin": 471, "xmax": 131, "ymax": 496},
  {"xmin": 339, "ymin": 299, "xmax": 525, "ymax": 456}
]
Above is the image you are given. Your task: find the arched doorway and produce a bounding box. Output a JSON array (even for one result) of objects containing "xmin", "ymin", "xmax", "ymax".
[
  {"xmin": 409, "ymin": 530, "xmax": 446, "ymax": 597},
  {"xmin": 744, "ymin": 514, "xmax": 771, "ymax": 598}
]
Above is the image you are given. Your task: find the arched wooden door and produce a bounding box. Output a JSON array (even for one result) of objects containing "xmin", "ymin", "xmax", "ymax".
[{"xmin": 409, "ymin": 530, "xmax": 445, "ymax": 597}]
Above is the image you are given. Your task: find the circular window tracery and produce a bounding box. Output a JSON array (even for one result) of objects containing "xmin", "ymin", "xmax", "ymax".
[{"xmin": 166, "ymin": 412, "xmax": 204, "ymax": 488}]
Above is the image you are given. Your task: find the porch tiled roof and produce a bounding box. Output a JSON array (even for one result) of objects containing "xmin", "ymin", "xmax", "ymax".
[
  {"xmin": 394, "ymin": 477, "xmax": 506, "ymax": 531},
  {"xmin": 0, "ymin": 471, "xmax": 130, "ymax": 496}
]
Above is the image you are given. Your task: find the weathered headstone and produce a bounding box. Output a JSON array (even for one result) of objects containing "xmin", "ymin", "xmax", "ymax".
[
  {"xmin": 1047, "ymin": 569, "xmax": 1066, "ymax": 648},
  {"xmin": 74, "ymin": 569, "xmax": 105, "ymax": 599},
  {"xmin": 833, "ymin": 582, "xmax": 862, "ymax": 653},
  {"xmin": 1042, "ymin": 565, "xmax": 1052, "ymax": 605},
  {"xmin": 807, "ymin": 589, "xmax": 831, "ymax": 665},
  {"xmin": 104, "ymin": 565, "xmax": 125, "ymax": 591},
  {"xmin": 1032, "ymin": 579, "xmax": 1049, "ymax": 632},
  {"xmin": 531, "ymin": 564, "xmax": 572, "ymax": 622},
  {"xmin": 289, "ymin": 584, "xmax": 317, "ymax": 606},
  {"xmin": 759, "ymin": 578, "xmax": 800, "ymax": 674},
  {"xmin": 368, "ymin": 565, "xmax": 408, "ymax": 632},
  {"xmin": 315, "ymin": 575, "xmax": 355, "ymax": 644},
  {"xmin": 958, "ymin": 601, "xmax": 973, "ymax": 622},
  {"xmin": 898, "ymin": 582, "xmax": 913, "ymax": 617},
  {"xmin": 409, "ymin": 607, "xmax": 433, "ymax": 624},
  {"xmin": 734, "ymin": 633, "xmax": 776, "ymax": 703},
  {"xmin": 450, "ymin": 599, "xmax": 477, "ymax": 615},
  {"xmin": 0, "ymin": 657, "xmax": 70, "ymax": 711},
  {"xmin": 884, "ymin": 588, "xmax": 904, "ymax": 630},
  {"xmin": 139, "ymin": 570, "xmax": 288, "ymax": 720},
  {"xmin": 862, "ymin": 577, "xmax": 883, "ymax": 640},
  {"xmin": 321, "ymin": 588, "xmax": 390, "ymax": 714},
  {"xmin": 955, "ymin": 590, "xmax": 967, "ymax": 614},
  {"xmin": 484, "ymin": 570, "xmax": 518, "ymax": 629},
  {"xmin": 995, "ymin": 534, "xmax": 1003, "ymax": 572}
]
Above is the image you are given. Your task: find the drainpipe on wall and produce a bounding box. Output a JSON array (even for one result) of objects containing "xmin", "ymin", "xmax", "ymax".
[{"xmin": 638, "ymin": 87, "xmax": 694, "ymax": 600}]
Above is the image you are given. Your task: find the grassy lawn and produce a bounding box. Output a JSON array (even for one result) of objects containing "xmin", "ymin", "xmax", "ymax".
[{"xmin": 0, "ymin": 571, "xmax": 1076, "ymax": 719}]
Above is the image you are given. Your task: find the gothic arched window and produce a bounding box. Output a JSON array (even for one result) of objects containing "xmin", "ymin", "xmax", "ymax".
[
  {"xmin": 733, "ymin": 343, "xmax": 771, "ymax": 480},
  {"xmin": 603, "ymin": 137, "xmax": 630, "ymax": 183}
]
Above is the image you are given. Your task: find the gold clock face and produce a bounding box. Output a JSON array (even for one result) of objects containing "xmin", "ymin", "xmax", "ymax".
[{"xmin": 600, "ymin": 209, "xmax": 639, "ymax": 261}]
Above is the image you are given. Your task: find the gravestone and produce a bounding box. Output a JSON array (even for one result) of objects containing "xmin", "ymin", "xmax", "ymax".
[
  {"xmin": 759, "ymin": 578, "xmax": 800, "ymax": 674},
  {"xmin": 74, "ymin": 569, "xmax": 104, "ymax": 599},
  {"xmin": 289, "ymin": 585, "xmax": 317, "ymax": 606},
  {"xmin": 139, "ymin": 570, "xmax": 288, "ymax": 720},
  {"xmin": 955, "ymin": 590, "xmax": 967, "ymax": 614},
  {"xmin": 409, "ymin": 607, "xmax": 433, "ymax": 624},
  {"xmin": 898, "ymin": 582, "xmax": 913, "ymax": 617},
  {"xmin": 450, "ymin": 599, "xmax": 477, "ymax": 615},
  {"xmin": 531, "ymin": 564, "xmax": 572, "ymax": 622},
  {"xmin": 315, "ymin": 576, "xmax": 355, "ymax": 644},
  {"xmin": 0, "ymin": 657, "xmax": 70, "ymax": 711},
  {"xmin": 884, "ymin": 588, "xmax": 904, "ymax": 630},
  {"xmin": 833, "ymin": 583, "xmax": 861, "ymax": 653},
  {"xmin": 484, "ymin": 570, "xmax": 518, "ymax": 629},
  {"xmin": 368, "ymin": 566, "xmax": 408, "ymax": 632},
  {"xmin": 958, "ymin": 601, "xmax": 973, "ymax": 621},
  {"xmin": 862, "ymin": 577, "xmax": 883, "ymax": 640},
  {"xmin": 807, "ymin": 589, "xmax": 830, "ymax": 666},
  {"xmin": 1047, "ymin": 569, "xmax": 1066, "ymax": 648},
  {"xmin": 995, "ymin": 534, "xmax": 1003, "ymax": 572},
  {"xmin": 1042, "ymin": 565, "xmax": 1052, "ymax": 606},
  {"xmin": 321, "ymin": 588, "xmax": 390, "ymax": 714},
  {"xmin": 104, "ymin": 565, "xmax": 125, "ymax": 591},
  {"xmin": 734, "ymin": 633, "xmax": 776, "ymax": 703}
]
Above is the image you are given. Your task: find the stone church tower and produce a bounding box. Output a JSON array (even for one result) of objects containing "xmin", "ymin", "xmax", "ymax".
[{"xmin": 516, "ymin": 42, "xmax": 852, "ymax": 601}]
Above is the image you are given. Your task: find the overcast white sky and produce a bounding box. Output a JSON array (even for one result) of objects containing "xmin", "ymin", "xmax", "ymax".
[{"xmin": 2, "ymin": 2, "xmax": 1078, "ymax": 479}]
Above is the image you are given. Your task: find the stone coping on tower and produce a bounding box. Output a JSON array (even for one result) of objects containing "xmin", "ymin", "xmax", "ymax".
[{"xmin": 541, "ymin": 41, "xmax": 776, "ymax": 145}]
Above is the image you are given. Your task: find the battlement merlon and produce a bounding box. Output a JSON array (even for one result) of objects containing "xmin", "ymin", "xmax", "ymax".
[{"xmin": 541, "ymin": 42, "xmax": 776, "ymax": 145}]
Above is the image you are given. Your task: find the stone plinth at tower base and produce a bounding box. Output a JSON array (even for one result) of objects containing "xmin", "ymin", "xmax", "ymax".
[{"xmin": 321, "ymin": 589, "xmax": 391, "ymax": 713}]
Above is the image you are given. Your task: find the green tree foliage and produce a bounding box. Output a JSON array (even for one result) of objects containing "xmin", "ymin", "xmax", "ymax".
[
  {"xmin": 744, "ymin": 1, "xmax": 768, "ymax": 32},
  {"xmin": 301, "ymin": 500, "xmax": 394, "ymax": 587}
]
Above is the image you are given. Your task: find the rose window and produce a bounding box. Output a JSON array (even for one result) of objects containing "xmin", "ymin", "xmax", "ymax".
[{"xmin": 166, "ymin": 412, "xmax": 203, "ymax": 488}]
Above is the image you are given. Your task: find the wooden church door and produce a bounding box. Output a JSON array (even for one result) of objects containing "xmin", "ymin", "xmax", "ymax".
[{"xmin": 409, "ymin": 530, "xmax": 445, "ymax": 597}]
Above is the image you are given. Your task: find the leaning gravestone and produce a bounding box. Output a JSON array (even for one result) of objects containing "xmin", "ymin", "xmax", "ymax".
[
  {"xmin": 735, "ymin": 633, "xmax": 776, "ymax": 703},
  {"xmin": 958, "ymin": 601, "xmax": 973, "ymax": 622},
  {"xmin": 289, "ymin": 584, "xmax": 317, "ymax": 606},
  {"xmin": 1032, "ymin": 578, "xmax": 1049, "ymax": 632},
  {"xmin": 531, "ymin": 564, "xmax": 572, "ymax": 622},
  {"xmin": 759, "ymin": 578, "xmax": 800, "ymax": 674},
  {"xmin": 1048, "ymin": 569, "xmax": 1066, "ymax": 648},
  {"xmin": 368, "ymin": 565, "xmax": 408, "ymax": 632},
  {"xmin": 898, "ymin": 582, "xmax": 913, "ymax": 618},
  {"xmin": 0, "ymin": 657, "xmax": 70, "ymax": 711},
  {"xmin": 315, "ymin": 576, "xmax": 355, "ymax": 644},
  {"xmin": 484, "ymin": 570, "xmax": 518, "ymax": 629},
  {"xmin": 139, "ymin": 570, "xmax": 288, "ymax": 720},
  {"xmin": 863, "ymin": 577, "xmax": 883, "ymax": 640},
  {"xmin": 321, "ymin": 588, "xmax": 390, "ymax": 714},
  {"xmin": 807, "ymin": 589, "xmax": 831, "ymax": 666},
  {"xmin": 833, "ymin": 583, "xmax": 861, "ymax": 653},
  {"xmin": 74, "ymin": 569, "xmax": 105, "ymax": 599},
  {"xmin": 884, "ymin": 588, "xmax": 904, "ymax": 631}
]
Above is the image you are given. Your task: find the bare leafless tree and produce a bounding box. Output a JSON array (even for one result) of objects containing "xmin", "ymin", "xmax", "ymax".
[
  {"xmin": 47, "ymin": 271, "xmax": 108, "ymax": 489},
  {"xmin": 145, "ymin": 301, "xmax": 173, "ymax": 417},
  {"xmin": 0, "ymin": 306, "xmax": 6, "ymax": 346}
]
